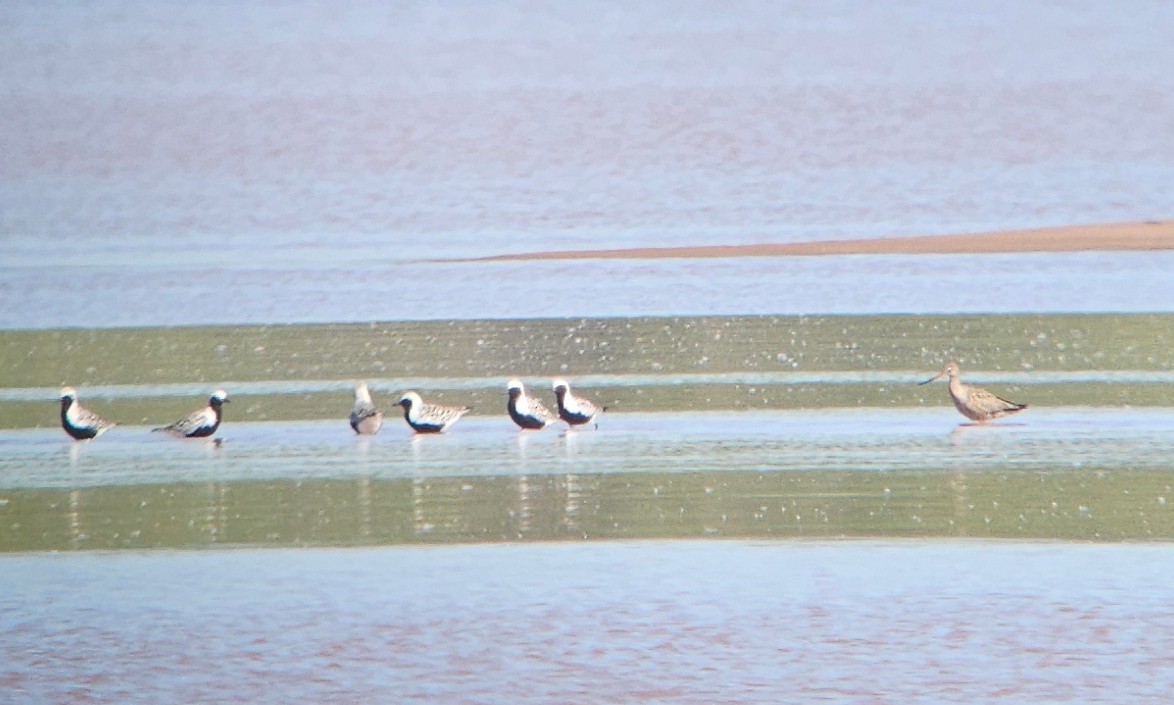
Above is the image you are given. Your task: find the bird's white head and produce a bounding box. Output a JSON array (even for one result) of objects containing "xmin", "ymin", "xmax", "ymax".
[{"xmin": 59, "ymin": 386, "xmax": 77, "ymax": 401}]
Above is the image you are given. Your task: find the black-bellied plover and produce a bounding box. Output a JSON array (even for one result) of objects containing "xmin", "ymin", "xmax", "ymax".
[
  {"xmin": 349, "ymin": 382, "xmax": 384, "ymax": 435},
  {"xmin": 153, "ymin": 389, "xmax": 230, "ymax": 438},
  {"xmin": 551, "ymin": 378, "xmax": 604, "ymax": 429},
  {"xmin": 396, "ymin": 391, "xmax": 470, "ymax": 433},
  {"xmin": 919, "ymin": 361, "xmax": 1028, "ymax": 423},
  {"xmin": 58, "ymin": 386, "xmax": 116, "ymax": 440},
  {"xmin": 506, "ymin": 378, "xmax": 558, "ymax": 430}
]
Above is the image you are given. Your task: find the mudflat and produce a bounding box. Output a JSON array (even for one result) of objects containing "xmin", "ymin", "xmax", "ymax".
[{"xmin": 472, "ymin": 220, "xmax": 1174, "ymax": 261}]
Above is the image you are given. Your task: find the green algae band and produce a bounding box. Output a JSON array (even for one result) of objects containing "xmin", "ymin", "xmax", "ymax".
[{"xmin": 2, "ymin": 313, "xmax": 1172, "ymax": 429}]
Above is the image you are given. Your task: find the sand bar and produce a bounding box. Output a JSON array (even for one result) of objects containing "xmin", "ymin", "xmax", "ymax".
[{"xmin": 468, "ymin": 220, "xmax": 1174, "ymax": 261}]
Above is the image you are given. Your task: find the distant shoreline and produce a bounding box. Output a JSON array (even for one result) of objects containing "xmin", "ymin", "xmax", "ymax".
[{"xmin": 467, "ymin": 220, "xmax": 1174, "ymax": 261}]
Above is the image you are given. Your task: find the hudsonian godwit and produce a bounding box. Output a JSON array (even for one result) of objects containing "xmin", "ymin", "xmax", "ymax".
[{"xmin": 919, "ymin": 362, "xmax": 1027, "ymax": 423}]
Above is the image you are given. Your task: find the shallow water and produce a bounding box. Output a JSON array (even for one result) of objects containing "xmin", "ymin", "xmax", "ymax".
[
  {"xmin": 4, "ymin": 408, "xmax": 1174, "ymax": 550},
  {"xmin": 4, "ymin": 2, "xmax": 1174, "ymax": 327},
  {"xmin": 8, "ymin": 407, "xmax": 1174, "ymax": 489},
  {"xmin": 6, "ymin": 252, "xmax": 1174, "ymax": 329},
  {"xmin": 4, "ymin": 313, "xmax": 1173, "ymax": 428},
  {"xmin": 4, "ymin": 541, "xmax": 1174, "ymax": 704},
  {"xmin": 4, "ymin": 4, "xmax": 1174, "ymax": 700},
  {"xmin": 5, "ymin": 2, "xmax": 1173, "ymax": 252}
]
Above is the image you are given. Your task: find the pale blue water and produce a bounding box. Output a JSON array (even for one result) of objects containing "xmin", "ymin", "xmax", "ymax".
[
  {"xmin": 5, "ymin": 407, "xmax": 1174, "ymax": 490},
  {"xmin": 4, "ymin": 541, "xmax": 1174, "ymax": 704},
  {"xmin": 5, "ymin": 251, "xmax": 1174, "ymax": 328},
  {"xmin": 3, "ymin": 4, "xmax": 1174, "ymax": 701},
  {"xmin": 3, "ymin": 1, "xmax": 1174, "ymax": 327}
]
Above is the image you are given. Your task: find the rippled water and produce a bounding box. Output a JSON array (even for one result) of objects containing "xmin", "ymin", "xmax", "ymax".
[
  {"xmin": 5, "ymin": 2, "xmax": 1173, "ymax": 251},
  {"xmin": 5, "ymin": 541, "xmax": 1174, "ymax": 704},
  {"xmin": 4, "ymin": 2, "xmax": 1174, "ymax": 327},
  {"xmin": 4, "ymin": 407, "xmax": 1174, "ymax": 551},
  {"xmin": 6, "ymin": 251, "xmax": 1174, "ymax": 329},
  {"xmin": 4, "ymin": 3, "xmax": 1174, "ymax": 701},
  {"xmin": 6, "ymin": 407, "xmax": 1174, "ymax": 488}
]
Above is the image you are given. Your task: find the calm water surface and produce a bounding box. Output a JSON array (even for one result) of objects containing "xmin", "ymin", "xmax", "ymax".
[
  {"xmin": 4, "ymin": 541, "xmax": 1174, "ymax": 704},
  {"xmin": 4, "ymin": 3, "xmax": 1174, "ymax": 701},
  {"xmin": 3, "ymin": 408, "xmax": 1174, "ymax": 551},
  {"xmin": 6, "ymin": 408, "xmax": 1174, "ymax": 490},
  {"xmin": 6, "ymin": 252, "xmax": 1174, "ymax": 329},
  {"xmin": 3, "ymin": 2, "xmax": 1174, "ymax": 327},
  {"xmin": 4, "ymin": 2, "xmax": 1173, "ymax": 255}
]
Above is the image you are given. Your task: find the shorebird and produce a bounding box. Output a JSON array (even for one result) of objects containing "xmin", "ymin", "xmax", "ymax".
[
  {"xmin": 507, "ymin": 378, "xmax": 558, "ymax": 430},
  {"xmin": 396, "ymin": 391, "xmax": 470, "ymax": 434},
  {"xmin": 551, "ymin": 378, "xmax": 604, "ymax": 429},
  {"xmin": 153, "ymin": 389, "xmax": 230, "ymax": 438},
  {"xmin": 58, "ymin": 386, "xmax": 116, "ymax": 440},
  {"xmin": 919, "ymin": 362, "xmax": 1028, "ymax": 423},
  {"xmin": 349, "ymin": 382, "xmax": 384, "ymax": 435}
]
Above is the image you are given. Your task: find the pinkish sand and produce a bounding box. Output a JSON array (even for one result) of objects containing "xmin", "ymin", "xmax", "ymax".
[{"xmin": 472, "ymin": 220, "xmax": 1174, "ymax": 261}]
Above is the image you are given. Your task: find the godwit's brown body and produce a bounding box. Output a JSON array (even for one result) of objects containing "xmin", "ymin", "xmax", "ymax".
[{"xmin": 920, "ymin": 362, "xmax": 1028, "ymax": 423}]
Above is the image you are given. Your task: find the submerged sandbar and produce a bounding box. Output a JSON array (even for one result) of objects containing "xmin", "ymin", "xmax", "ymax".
[{"xmin": 469, "ymin": 220, "xmax": 1174, "ymax": 261}]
